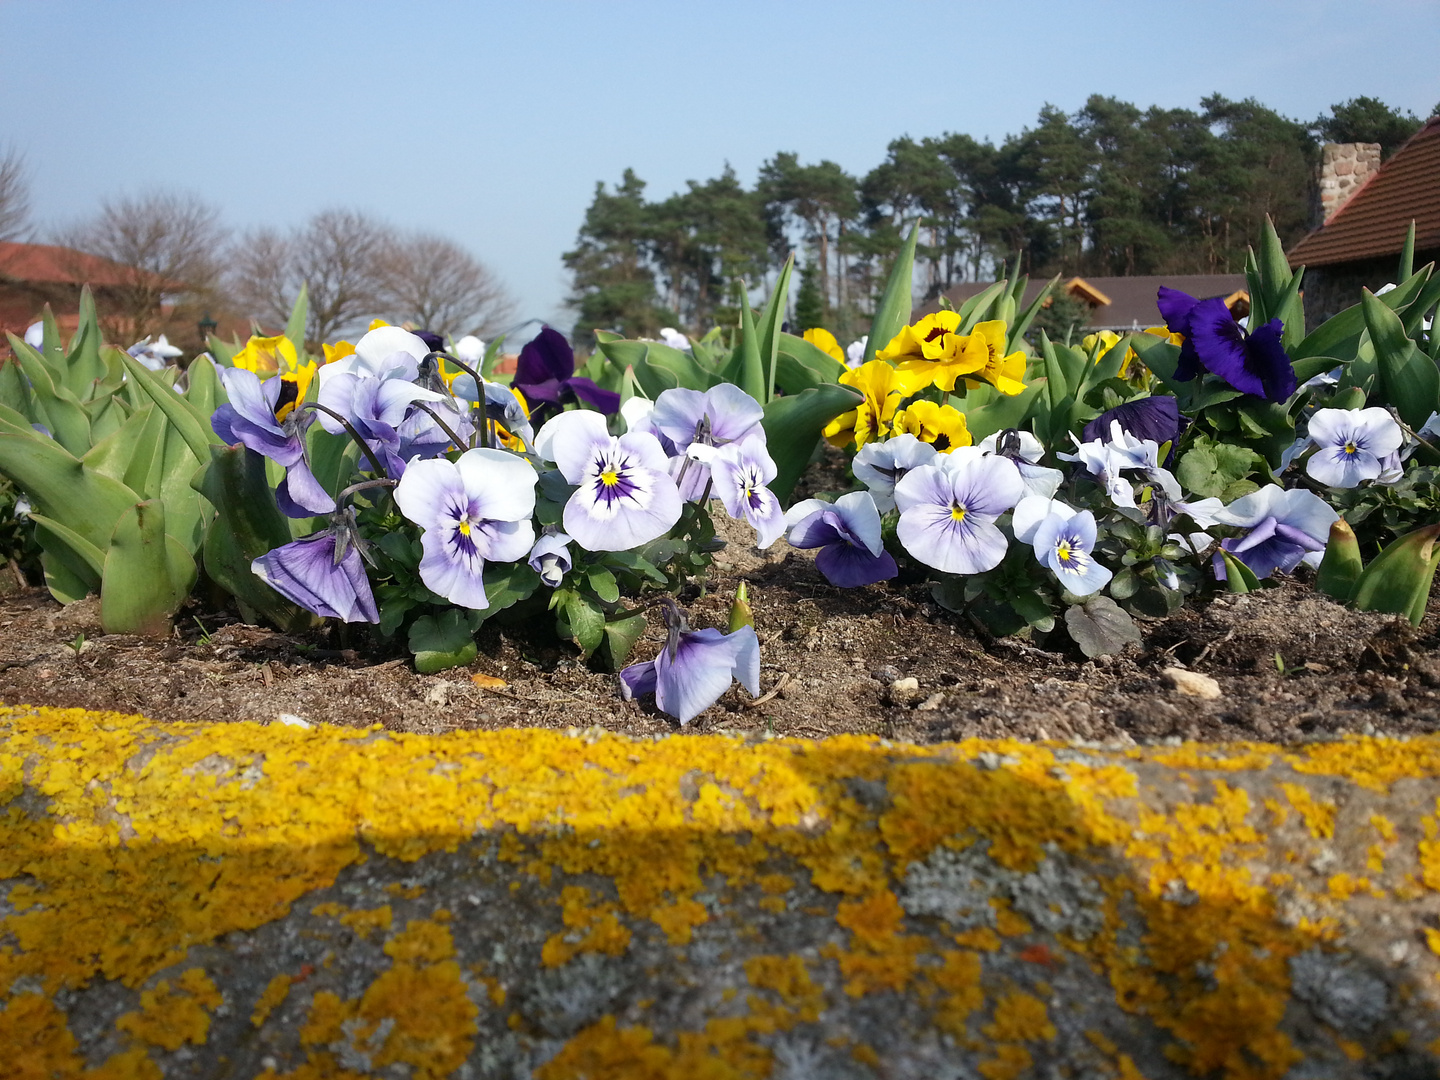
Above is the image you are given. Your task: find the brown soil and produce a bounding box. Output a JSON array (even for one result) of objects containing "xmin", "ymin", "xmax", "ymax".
[{"xmin": 3, "ymin": 507, "xmax": 1440, "ymax": 745}]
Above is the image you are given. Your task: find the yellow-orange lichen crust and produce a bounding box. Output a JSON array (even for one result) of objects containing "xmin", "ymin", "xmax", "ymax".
[{"xmin": 4, "ymin": 706, "xmax": 1440, "ymax": 1077}]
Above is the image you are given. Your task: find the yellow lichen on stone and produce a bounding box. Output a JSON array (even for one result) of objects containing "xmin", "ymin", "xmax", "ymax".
[
  {"xmin": 541, "ymin": 886, "xmax": 632, "ymax": 968},
  {"xmin": 252, "ymin": 972, "xmax": 292, "ymax": 1027},
  {"xmin": 1281, "ymin": 783, "xmax": 1336, "ymax": 839},
  {"xmin": 115, "ymin": 969, "xmax": 221, "ymax": 1052}
]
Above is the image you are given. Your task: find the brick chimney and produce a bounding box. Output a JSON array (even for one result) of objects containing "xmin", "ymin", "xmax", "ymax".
[{"xmin": 1317, "ymin": 142, "xmax": 1382, "ymax": 225}]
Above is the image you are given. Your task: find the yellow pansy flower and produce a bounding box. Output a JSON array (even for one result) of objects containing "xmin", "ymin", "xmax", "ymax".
[
  {"xmin": 891, "ymin": 400, "xmax": 972, "ymax": 453},
  {"xmin": 897, "ymin": 332, "xmax": 989, "ymax": 393},
  {"xmin": 877, "ymin": 310, "xmax": 964, "ymax": 363},
  {"xmin": 233, "ymin": 333, "xmax": 298, "ymax": 379},
  {"xmin": 368, "ymin": 318, "xmax": 390, "ymax": 331},
  {"xmin": 962, "ymin": 320, "xmax": 1027, "ymax": 396},
  {"xmin": 1082, "ymin": 330, "xmax": 1121, "ymax": 358},
  {"xmin": 802, "ymin": 327, "xmax": 845, "ymax": 364},
  {"xmin": 322, "ymin": 340, "xmax": 356, "ymax": 365},
  {"xmin": 822, "ymin": 360, "xmax": 929, "ymax": 449}
]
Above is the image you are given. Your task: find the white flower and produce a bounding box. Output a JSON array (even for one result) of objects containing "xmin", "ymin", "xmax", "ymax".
[
  {"xmin": 23, "ymin": 322, "xmax": 43, "ymax": 349},
  {"xmin": 127, "ymin": 334, "xmax": 184, "ymax": 371},
  {"xmin": 845, "ymin": 336, "xmax": 868, "ymax": 368},
  {"xmin": 453, "ymin": 335, "xmax": 485, "ymax": 364},
  {"xmin": 659, "ymin": 327, "xmax": 692, "ymax": 352}
]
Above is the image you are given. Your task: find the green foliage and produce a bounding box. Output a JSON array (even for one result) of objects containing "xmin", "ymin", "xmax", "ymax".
[
  {"xmin": 0, "ymin": 293, "xmax": 220, "ymax": 632},
  {"xmin": 1316, "ymin": 96, "xmax": 1423, "ymax": 159},
  {"xmin": 1027, "ymin": 290, "xmax": 1090, "ymax": 346},
  {"xmin": 793, "ymin": 260, "xmax": 825, "ymax": 332}
]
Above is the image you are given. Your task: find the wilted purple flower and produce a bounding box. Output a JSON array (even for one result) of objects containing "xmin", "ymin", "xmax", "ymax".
[
  {"xmin": 1082, "ymin": 396, "xmax": 1185, "ymax": 461},
  {"xmin": 534, "ymin": 410, "xmax": 682, "ymax": 552},
  {"xmin": 514, "ymin": 326, "xmax": 620, "ymax": 420},
  {"xmin": 784, "ymin": 491, "xmax": 897, "ymax": 587},
  {"xmin": 251, "ymin": 511, "xmax": 378, "ymax": 623},
  {"xmin": 213, "ymin": 367, "xmax": 336, "ymax": 516},
  {"xmin": 619, "ymin": 601, "xmax": 760, "ymax": 725},
  {"xmin": 853, "ymin": 434, "xmax": 938, "ymax": 513},
  {"xmin": 1157, "ymin": 287, "xmax": 1296, "ymax": 402},
  {"xmin": 528, "ymin": 530, "xmax": 573, "ymax": 587},
  {"xmin": 1305, "ymin": 407, "xmax": 1404, "ymax": 488},
  {"xmin": 894, "ymin": 451, "xmax": 1023, "ymax": 575},
  {"xmin": 1211, "ymin": 485, "xmax": 1337, "ymax": 580},
  {"xmin": 652, "ymin": 384, "xmax": 766, "ymax": 501},
  {"xmin": 393, "ymin": 447, "xmax": 538, "ymax": 608},
  {"xmin": 1059, "ymin": 424, "xmax": 1167, "ymax": 510}
]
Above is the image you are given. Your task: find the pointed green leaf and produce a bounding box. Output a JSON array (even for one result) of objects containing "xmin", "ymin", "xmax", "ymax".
[
  {"xmin": 1348, "ymin": 523, "xmax": 1440, "ymax": 625},
  {"xmin": 733, "ymin": 279, "xmax": 766, "ymax": 402},
  {"xmin": 1007, "ymin": 275, "xmax": 1059, "ymax": 352},
  {"xmin": 755, "ymin": 253, "xmax": 795, "ymax": 402},
  {"xmin": 0, "ymin": 426, "xmax": 137, "ymax": 550},
  {"xmin": 1400, "ymin": 221, "xmax": 1416, "ymax": 282},
  {"xmin": 1363, "ymin": 288, "xmax": 1440, "ymax": 428},
  {"xmin": 954, "ymin": 381, "xmax": 1042, "ymax": 443},
  {"xmin": 863, "ymin": 222, "xmax": 919, "ymax": 364},
  {"xmin": 118, "ymin": 351, "xmax": 219, "ymax": 462},
  {"xmin": 7, "ymin": 333, "xmax": 92, "ymax": 455},
  {"xmin": 778, "ymin": 332, "xmax": 846, "ymax": 383},
  {"xmin": 100, "ymin": 500, "xmax": 194, "ymax": 636},
  {"xmin": 1294, "ymin": 266, "xmax": 1429, "ymax": 360}
]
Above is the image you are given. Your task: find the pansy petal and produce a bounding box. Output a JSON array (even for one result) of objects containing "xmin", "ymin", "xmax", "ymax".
[
  {"xmin": 1156, "ymin": 287, "xmax": 1199, "ymax": 334},
  {"xmin": 619, "ymin": 659, "xmax": 658, "ymax": 702},
  {"xmin": 454, "ymin": 447, "xmax": 539, "ymax": 522},
  {"xmin": 815, "ymin": 543, "xmax": 898, "ymax": 588},
  {"xmin": 655, "ymin": 628, "xmax": 744, "ymax": 724},
  {"xmin": 1243, "ymin": 319, "xmax": 1298, "ymax": 402},
  {"xmin": 418, "ymin": 527, "xmax": 490, "ymax": 609},
  {"xmin": 394, "ymin": 458, "xmax": 468, "ymax": 531},
  {"xmin": 534, "ymin": 410, "xmax": 612, "ymax": 480},
  {"xmin": 563, "ymin": 376, "xmax": 621, "ymax": 415}
]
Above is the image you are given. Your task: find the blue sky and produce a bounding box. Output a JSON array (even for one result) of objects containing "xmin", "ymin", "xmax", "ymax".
[{"xmin": 2, "ymin": 0, "xmax": 1435, "ymax": 335}]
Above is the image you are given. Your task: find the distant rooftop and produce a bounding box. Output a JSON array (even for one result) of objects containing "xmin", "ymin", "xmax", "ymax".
[
  {"xmin": 1289, "ymin": 116, "xmax": 1440, "ymax": 268},
  {"xmin": 0, "ymin": 241, "xmax": 170, "ymax": 289}
]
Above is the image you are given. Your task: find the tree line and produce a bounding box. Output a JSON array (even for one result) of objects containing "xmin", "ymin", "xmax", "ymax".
[
  {"xmin": 0, "ymin": 150, "xmax": 514, "ymax": 349},
  {"xmin": 565, "ymin": 94, "xmax": 1435, "ymax": 344}
]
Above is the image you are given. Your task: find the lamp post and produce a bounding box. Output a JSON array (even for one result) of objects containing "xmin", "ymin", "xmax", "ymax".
[{"xmin": 197, "ymin": 311, "xmax": 217, "ymax": 344}]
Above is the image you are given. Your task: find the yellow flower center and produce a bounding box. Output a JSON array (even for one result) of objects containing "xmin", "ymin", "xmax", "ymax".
[
  {"xmin": 458, "ymin": 521, "xmax": 471, "ymax": 536},
  {"xmin": 600, "ymin": 470, "xmax": 620, "ymax": 487},
  {"xmin": 950, "ymin": 505, "xmax": 966, "ymax": 522},
  {"xmin": 1056, "ymin": 541, "xmax": 1072, "ymax": 563},
  {"xmin": 1343, "ymin": 441, "xmax": 1357, "ymax": 455}
]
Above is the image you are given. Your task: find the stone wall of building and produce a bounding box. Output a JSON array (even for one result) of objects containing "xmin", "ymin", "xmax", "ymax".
[
  {"xmin": 1317, "ymin": 142, "xmax": 1383, "ymax": 226},
  {"xmin": 1300, "ymin": 248, "xmax": 1440, "ymax": 326}
]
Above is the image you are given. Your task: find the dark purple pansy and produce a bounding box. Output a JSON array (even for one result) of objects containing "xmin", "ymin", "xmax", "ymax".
[
  {"xmin": 1156, "ymin": 287, "xmax": 1296, "ymax": 403},
  {"xmin": 514, "ymin": 326, "xmax": 620, "ymax": 421},
  {"xmin": 411, "ymin": 330, "xmax": 445, "ymax": 353},
  {"xmin": 1083, "ymin": 396, "xmax": 1186, "ymax": 464}
]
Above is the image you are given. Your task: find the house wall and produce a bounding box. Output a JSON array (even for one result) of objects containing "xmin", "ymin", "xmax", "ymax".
[{"xmin": 1300, "ymin": 248, "xmax": 1440, "ymax": 327}]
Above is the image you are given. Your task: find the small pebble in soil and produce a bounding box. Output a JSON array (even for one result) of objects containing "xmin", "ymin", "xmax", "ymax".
[{"xmin": 1163, "ymin": 668, "xmax": 1222, "ymax": 700}]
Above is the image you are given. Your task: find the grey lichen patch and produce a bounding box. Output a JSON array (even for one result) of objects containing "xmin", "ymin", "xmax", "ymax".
[
  {"xmin": 1289, "ymin": 946, "xmax": 1391, "ymax": 1034},
  {"xmin": 899, "ymin": 841, "xmax": 1010, "ymax": 928},
  {"xmin": 1009, "ymin": 843, "xmax": 1106, "ymax": 941},
  {"xmin": 519, "ymin": 952, "xmax": 633, "ymax": 1039},
  {"xmin": 900, "ymin": 840, "xmax": 1105, "ymax": 940}
]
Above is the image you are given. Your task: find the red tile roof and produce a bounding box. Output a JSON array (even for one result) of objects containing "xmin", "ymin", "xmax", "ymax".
[
  {"xmin": 0, "ymin": 241, "xmax": 169, "ymax": 289},
  {"xmin": 1288, "ymin": 117, "xmax": 1440, "ymax": 268}
]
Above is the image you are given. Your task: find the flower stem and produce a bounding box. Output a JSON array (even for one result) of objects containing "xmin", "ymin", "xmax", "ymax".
[
  {"xmin": 300, "ymin": 403, "xmax": 389, "ymax": 478},
  {"xmin": 410, "ymin": 402, "xmax": 468, "ymax": 455}
]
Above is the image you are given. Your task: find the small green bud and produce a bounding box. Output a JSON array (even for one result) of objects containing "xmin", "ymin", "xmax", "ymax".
[
  {"xmin": 728, "ymin": 581, "xmax": 754, "ymax": 633},
  {"xmin": 1315, "ymin": 518, "xmax": 1364, "ymax": 600}
]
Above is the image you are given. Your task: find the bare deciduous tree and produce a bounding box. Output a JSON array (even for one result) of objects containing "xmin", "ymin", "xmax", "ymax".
[
  {"xmin": 229, "ymin": 210, "xmax": 517, "ymax": 345},
  {"xmin": 59, "ymin": 190, "xmax": 228, "ymax": 340},
  {"xmin": 378, "ymin": 231, "xmax": 515, "ymax": 338},
  {"xmin": 0, "ymin": 146, "xmax": 30, "ymax": 242},
  {"xmin": 229, "ymin": 209, "xmax": 394, "ymax": 343}
]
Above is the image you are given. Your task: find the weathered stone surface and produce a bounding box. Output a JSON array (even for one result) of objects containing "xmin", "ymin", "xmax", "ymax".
[{"xmin": 4, "ymin": 706, "xmax": 1440, "ymax": 1078}]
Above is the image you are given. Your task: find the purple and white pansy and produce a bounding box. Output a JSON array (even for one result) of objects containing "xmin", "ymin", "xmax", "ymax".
[
  {"xmin": 894, "ymin": 449, "xmax": 1024, "ymax": 575},
  {"xmin": 393, "ymin": 447, "xmax": 538, "ymax": 609},
  {"xmin": 1304, "ymin": 407, "xmax": 1404, "ymax": 489},
  {"xmin": 784, "ymin": 491, "xmax": 897, "ymax": 587},
  {"xmin": 535, "ymin": 410, "xmax": 683, "ymax": 552}
]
